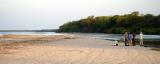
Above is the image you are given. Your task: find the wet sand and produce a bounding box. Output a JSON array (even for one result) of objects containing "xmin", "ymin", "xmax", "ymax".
[{"xmin": 0, "ymin": 34, "xmax": 160, "ymax": 64}]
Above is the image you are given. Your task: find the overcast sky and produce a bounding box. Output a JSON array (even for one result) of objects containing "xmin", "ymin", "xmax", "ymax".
[{"xmin": 0, "ymin": 0, "xmax": 160, "ymax": 30}]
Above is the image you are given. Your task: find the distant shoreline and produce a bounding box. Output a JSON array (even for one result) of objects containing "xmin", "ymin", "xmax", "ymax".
[{"xmin": 0, "ymin": 29, "xmax": 57, "ymax": 32}]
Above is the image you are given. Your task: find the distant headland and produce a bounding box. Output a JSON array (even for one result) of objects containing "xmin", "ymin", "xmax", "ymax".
[{"xmin": 58, "ymin": 11, "xmax": 160, "ymax": 34}]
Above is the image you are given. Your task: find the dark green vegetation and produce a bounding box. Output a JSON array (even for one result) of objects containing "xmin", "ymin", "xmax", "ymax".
[{"xmin": 58, "ymin": 12, "xmax": 160, "ymax": 34}]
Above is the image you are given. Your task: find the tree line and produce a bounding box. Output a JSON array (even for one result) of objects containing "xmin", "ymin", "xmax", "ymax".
[{"xmin": 58, "ymin": 12, "xmax": 160, "ymax": 34}]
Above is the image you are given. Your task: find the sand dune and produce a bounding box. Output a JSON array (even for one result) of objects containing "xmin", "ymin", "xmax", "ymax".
[{"xmin": 0, "ymin": 34, "xmax": 160, "ymax": 64}]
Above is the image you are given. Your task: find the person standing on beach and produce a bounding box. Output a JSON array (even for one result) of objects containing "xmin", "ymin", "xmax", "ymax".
[
  {"xmin": 139, "ymin": 32, "xmax": 144, "ymax": 46},
  {"xmin": 124, "ymin": 32, "xmax": 128, "ymax": 46},
  {"xmin": 132, "ymin": 33, "xmax": 136, "ymax": 46},
  {"xmin": 128, "ymin": 32, "xmax": 133, "ymax": 46}
]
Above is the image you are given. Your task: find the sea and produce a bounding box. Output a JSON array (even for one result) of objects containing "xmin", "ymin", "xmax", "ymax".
[
  {"xmin": 91, "ymin": 33, "xmax": 160, "ymax": 41},
  {"xmin": 0, "ymin": 32, "xmax": 63, "ymax": 35},
  {"xmin": 0, "ymin": 32, "xmax": 160, "ymax": 41}
]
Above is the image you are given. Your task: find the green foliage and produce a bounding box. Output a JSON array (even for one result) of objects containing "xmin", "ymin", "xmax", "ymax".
[{"xmin": 58, "ymin": 11, "xmax": 160, "ymax": 34}]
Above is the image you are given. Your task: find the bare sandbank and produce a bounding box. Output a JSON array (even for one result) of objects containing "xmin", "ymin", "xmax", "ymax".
[{"xmin": 0, "ymin": 34, "xmax": 160, "ymax": 64}]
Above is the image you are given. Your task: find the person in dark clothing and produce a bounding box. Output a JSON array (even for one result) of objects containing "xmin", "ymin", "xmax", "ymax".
[{"xmin": 132, "ymin": 33, "xmax": 136, "ymax": 46}]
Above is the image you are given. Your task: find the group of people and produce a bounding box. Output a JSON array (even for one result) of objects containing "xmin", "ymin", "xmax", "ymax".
[{"xmin": 123, "ymin": 31, "xmax": 144, "ymax": 46}]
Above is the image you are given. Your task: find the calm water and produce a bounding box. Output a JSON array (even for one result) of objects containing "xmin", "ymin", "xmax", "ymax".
[
  {"xmin": 0, "ymin": 32, "xmax": 160, "ymax": 41},
  {"xmin": 73, "ymin": 33, "xmax": 160, "ymax": 41},
  {"xmin": 91, "ymin": 34, "xmax": 160, "ymax": 41},
  {"xmin": 0, "ymin": 32, "xmax": 62, "ymax": 35}
]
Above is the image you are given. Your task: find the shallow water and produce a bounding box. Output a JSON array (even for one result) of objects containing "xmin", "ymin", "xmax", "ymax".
[
  {"xmin": 0, "ymin": 32, "xmax": 63, "ymax": 35},
  {"xmin": 72, "ymin": 33, "xmax": 160, "ymax": 41},
  {"xmin": 92, "ymin": 34, "xmax": 160, "ymax": 41},
  {"xmin": 0, "ymin": 32, "xmax": 160, "ymax": 41}
]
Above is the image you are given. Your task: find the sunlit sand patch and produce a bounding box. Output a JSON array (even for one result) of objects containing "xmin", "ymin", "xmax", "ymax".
[{"xmin": 0, "ymin": 34, "xmax": 75, "ymax": 54}]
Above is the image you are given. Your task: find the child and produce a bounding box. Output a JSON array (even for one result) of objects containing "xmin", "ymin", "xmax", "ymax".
[{"xmin": 114, "ymin": 40, "xmax": 118, "ymax": 46}]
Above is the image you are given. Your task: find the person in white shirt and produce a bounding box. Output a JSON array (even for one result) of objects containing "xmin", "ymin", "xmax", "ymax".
[
  {"xmin": 123, "ymin": 32, "xmax": 128, "ymax": 46},
  {"xmin": 139, "ymin": 32, "xmax": 144, "ymax": 46}
]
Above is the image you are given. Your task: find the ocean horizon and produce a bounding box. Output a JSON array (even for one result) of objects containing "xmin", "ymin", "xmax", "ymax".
[{"xmin": 0, "ymin": 32, "xmax": 62, "ymax": 35}]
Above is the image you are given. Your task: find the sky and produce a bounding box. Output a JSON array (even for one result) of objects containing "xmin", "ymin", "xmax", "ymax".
[{"xmin": 0, "ymin": 0, "xmax": 160, "ymax": 30}]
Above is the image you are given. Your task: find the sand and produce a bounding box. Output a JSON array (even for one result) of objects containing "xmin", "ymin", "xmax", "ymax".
[{"xmin": 0, "ymin": 34, "xmax": 160, "ymax": 64}]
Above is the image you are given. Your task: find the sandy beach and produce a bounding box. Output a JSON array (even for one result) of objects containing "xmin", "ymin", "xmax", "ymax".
[{"xmin": 0, "ymin": 34, "xmax": 160, "ymax": 64}]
